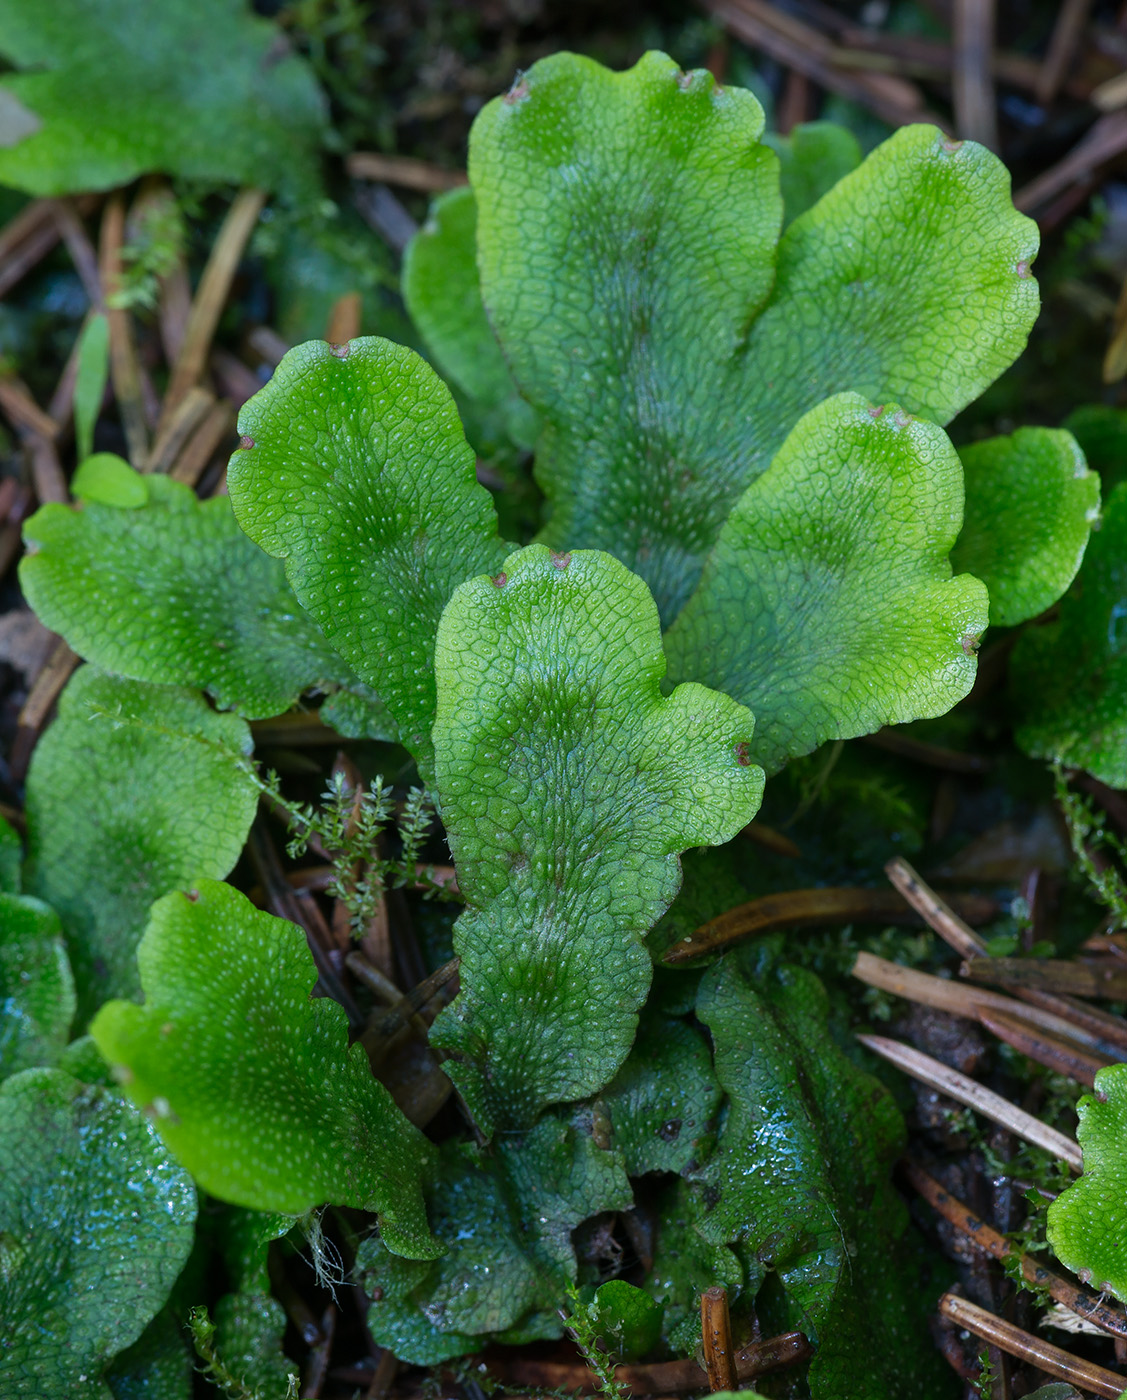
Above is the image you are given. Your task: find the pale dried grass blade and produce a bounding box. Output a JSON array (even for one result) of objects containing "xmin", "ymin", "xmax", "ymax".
[
  {"xmin": 938, "ymin": 1294, "xmax": 1126, "ymax": 1397},
  {"xmin": 857, "ymin": 1033, "xmax": 1082, "ymax": 1170},
  {"xmin": 157, "ymin": 188, "xmax": 265, "ymax": 433},
  {"xmin": 884, "ymin": 855, "xmax": 988, "ymax": 958}
]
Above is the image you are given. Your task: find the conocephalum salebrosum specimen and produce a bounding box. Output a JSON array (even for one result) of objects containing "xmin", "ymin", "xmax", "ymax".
[{"xmin": 6, "ymin": 49, "xmax": 1109, "ymax": 1400}]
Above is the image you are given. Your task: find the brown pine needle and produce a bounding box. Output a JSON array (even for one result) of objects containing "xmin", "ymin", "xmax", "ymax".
[
  {"xmin": 48, "ymin": 310, "xmax": 94, "ymax": 431},
  {"xmin": 487, "ymin": 1330, "xmax": 812, "ymax": 1396},
  {"xmin": 977, "ymin": 1006, "xmax": 1113, "ymax": 1087},
  {"xmin": 157, "ymin": 188, "xmax": 265, "ymax": 433},
  {"xmin": 852, "ymin": 950, "xmax": 1009, "ymax": 1018},
  {"xmin": 246, "ymin": 325, "xmax": 289, "ymax": 368},
  {"xmin": 144, "ymin": 384, "xmax": 215, "ymax": 474},
  {"xmin": 10, "ymin": 638, "xmax": 79, "ymax": 781},
  {"xmin": 0, "ymin": 478, "xmax": 29, "ymax": 579},
  {"xmin": 885, "ymin": 854, "xmax": 988, "ymax": 959},
  {"xmin": 851, "ymin": 952, "xmax": 1125, "ymax": 1061},
  {"xmin": 364, "ymin": 1350, "xmax": 397, "ymax": 1400},
  {"xmin": 302, "ymin": 1301, "xmax": 336, "ymax": 1399},
  {"xmin": 208, "ymin": 347, "xmax": 262, "ymax": 410},
  {"xmin": 952, "ymin": 0, "xmax": 997, "ymax": 148},
  {"xmin": 1015, "ymin": 987, "xmax": 1127, "ymax": 1055},
  {"xmin": 1016, "ymin": 110, "xmax": 1127, "ymax": 215},
  {"xmin": 0, "ymin": 198, "xmax": 56, "ymax": 263},
  {"xmin": 938, "ymin": 1294, "xmax": 1126, "ymax": 1398},
  {"xmin": 345, "ymin": 950, "xmax": 401, "ymax": 1004},
  {"xmin": 906, "ymin": 1161, "xmax": 1127, "ymax": 1339},
  {"xmin": 701, "ymin": 1287, "xmax": 737, "ymax": 1391},
  {"xmin": 740, "ymin": 819, "xmax": 801, "ymax": 859},
  {"xmin": 665, "ymin": 885, "xmax": 995, "ymax": 964},
  {"xmin": 27, "ymin": 436, "xmax": 67, "ymax": 506},
  {"xmin": 856, "ymin": 1033, "xmax": 1083, "ymax": 1170},
  {"xmin": 99, "ymin": 194, "xmax": 149, "ymax": 465},
  {"xmin": 0, "ymin": 198, "xmax": 63, "ymax": 299},
  {"xmin": 963, "ymin": 956, "xmax": 1127, "ymax": 1001},
  {"xmin": 703, "ymin": 0, "xmax": 935, "ymax": 128},
  {"xmin": 1035, "ymin": 0, "xmax": 1093, "ymax": 106},
  {"xmin": 159, "ymin": 261, "xmax": 192, "ymax": 366},
  {"xmin": 0, "ymin": 376, "xmax": 60, "ymax": 442},
  {"xmin": 364, "ymin": 957, "xmax": 461, "ymax": 1041},
  {"xmin": 250, "ymin": 712, "xmax": 342, "ymax": 745},
  {"xmin": 169, "ymin": 398, "xmax": 236, "ymax": 488},
  {"xmin": 862, "ymin": 726, "xmax": 990, "ymax": 772},
  {"xmin": 325, "ymin": 291, "xmax": 362, "ymax": 346},
  {"xmin": 50, "ymin": 198, "xmax": 102, "ymax": 306},
  {"xmin": 358, "ymin": 893, "xmax": 393, "ymax": 978}
]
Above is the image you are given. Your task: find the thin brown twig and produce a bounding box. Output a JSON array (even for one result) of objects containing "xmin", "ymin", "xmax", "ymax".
[
  {"xmin": 158, "ymin": 188, "xmax": 265, "ymax": 433},
  {"xmin": 1093, "ymin": 69, "xmax": 1127, "ymax": 113},
  {"xmin": 1039, "ymin": 174, "xmax": 1104, "ymax": 236},
  {"xmin": 701, "ymin": 1288, "xmax": 737, "ymax": 1392},
  {"xmin": 345, "ymin": 151, "xmax": 468, "ymax": 192},
  {"xmin": 905, "ymin": 1161, "xmax": 1127, "ymax": 1339},
  {"xmin": 285, "ymin": 866, "xmax": 335, "ymax": 892},
  {"xmin": 776, "ymin": 69, "xmax": 812, "ymax": 134},
  {"xmin": 0, "ymin": 372, "xmax": 67, "ymax": 507},
  {"xmin": 938, "ymin": 1294, "xmax": 1126, "ymax": 1398},
  {"xmin": 0, "ymin": 478, "xmax": 18, "ymax": 523},
  {"xmin": 885, "ymin": 855, "xmax": 989, "ymax": 959},
  {"xmin": 267, "ymin": 1249, "xmax": 324, "ymax": 1346},
  {"xmin": 353, "ymin": 183, "xmax": 418, "ymax": 253},
  {"xmin": 856, "ymin": 1033, "xmax": 1083, "ymax": 1170}
]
